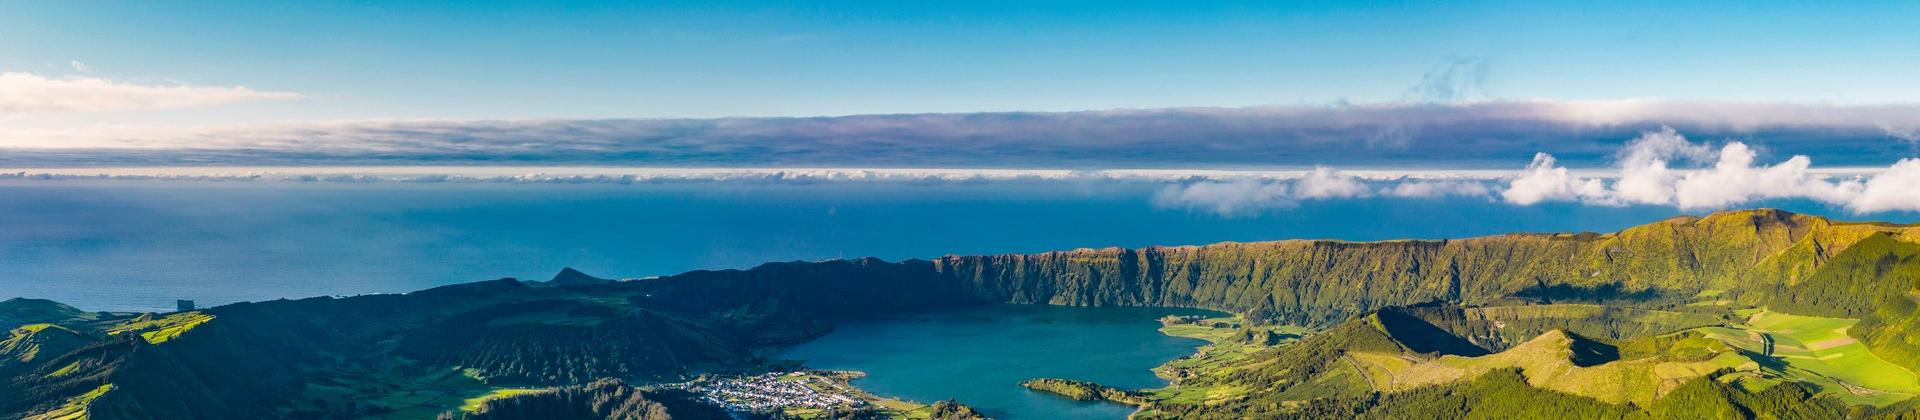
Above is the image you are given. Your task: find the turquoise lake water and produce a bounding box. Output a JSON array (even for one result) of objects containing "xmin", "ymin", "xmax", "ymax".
[{"xmin": 776, "ymin": 305, "xmax": 1221, "ymax": 420}]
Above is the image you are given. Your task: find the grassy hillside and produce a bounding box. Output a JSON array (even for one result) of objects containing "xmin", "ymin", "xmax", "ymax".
[
  {"xmin": 9, "ymin": 208, "xmax": 1920, "ymax": 419},
  {"xmin": 1, "ymin": 324, "xmax": 89, "ymax": 371},
  {"xmin": 1351, "ymin": 329, "xmax": 1756, "ymax": 405},
  {"xmin": 1771, "ymin": 233, "xmax": 1920, "ymax": 371},
  {"xmin": 1399, "ymin": 303, "xmax": 1727, "ymax": 351},
  {"xmin": 1139, "ymin": 308, "xmax": 1920, "ymax": 418}
]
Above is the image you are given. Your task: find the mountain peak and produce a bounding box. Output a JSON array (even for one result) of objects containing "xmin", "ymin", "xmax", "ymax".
[
  {"xmin": 549, "ymin": 267, "xmax": 613, "ymax": 285},
  {"xmin": 1699, "ymin": 208, "xmax": 1803, "ymax": 225},
  {"xmin": 1513, "ymin": 329, "xmax": 1619, "ymax": 367},
  {"xmin": 0, "ymin": 298, "xmax": 89, "ymax": 328}
]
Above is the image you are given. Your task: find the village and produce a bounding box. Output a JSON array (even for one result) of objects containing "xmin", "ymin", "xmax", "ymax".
[{"xmin": 664, "ymin": 371, "xmax": 872, "ymax": 415}]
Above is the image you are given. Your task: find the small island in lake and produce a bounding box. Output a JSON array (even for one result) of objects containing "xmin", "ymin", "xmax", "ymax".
[{"xmin": 1018, "ymin": 378, "xmax": 1150, "ymax": 406}]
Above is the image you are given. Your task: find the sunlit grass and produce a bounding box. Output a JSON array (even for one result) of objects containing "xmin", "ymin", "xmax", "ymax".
[
  {"xmin": 26, "ymin": 383, "xmax": 113, "ymax": 420},
  {"xmin": 106, "ymin": 311, "xmax": 214, "ymax": 344},
  {"xmin": 459, "ymin": 388, "xmax": 545, "ymax": 412}
]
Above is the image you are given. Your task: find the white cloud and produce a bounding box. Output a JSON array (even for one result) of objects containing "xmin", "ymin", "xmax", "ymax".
[
  {"xmin": 1848, "ymin": 159, "xmax": 1920, "ymax": 213},
  {"xmin": 68, "ymin": 61, "xmax": 92, "ymax": 73},
  {"xmin": 1524, "ymin": 99, "xmax": 1920, "ymax": 131},
  {"xmin": 1153, "ymin": 179, "xmax": 1295, "ymax": 217},
  {"xmin": 1670, "ymin": 143, "xmax": 1861, "ymax": 210},
  {"xmin": 1618, "ymin": 127, "xmax": 1715, "ymax": 166},
  {"xmin": 1612, "ymin": 127, "xmax": 1712, "ymax": 205},
  {"xmin": 1501, "ymin": 153, "xmax": 1609, "ymax": 205},
  {"xmin": 1292, "ymin": 167, "xmax": 1371, "ymax": 199},
  {"xmin": 1492, "ymin": 127, "xmax": 1920, "ymax": 213},
  {"xmin": 1611, "ymin": 158, "xmax": 1678, "ymax": 205},
  {"xmin": 1152, "ymin": 167, "xmax": 1507, "ymax": 216},
  {"xmin": 1154, "ymin": 168, "xmax": 1376, "ymax": 216},
  {"xmin": 0, "ymin": 72, "xmax": 300, "ymax": 114},
  {"xmin": 1161, "ymin": 142, "xmax": 1920, "ymax": 214},
  {"xmin": 4, "ymin": 152, "xmax": 1914, "ymax": 215}
]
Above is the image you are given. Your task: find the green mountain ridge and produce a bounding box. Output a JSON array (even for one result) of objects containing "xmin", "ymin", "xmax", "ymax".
[
  {"xmin": 931, "ymin": 208, "xmax": 1918, "ymax": 325},
  {"xmin": 6, "ymin": 208, "xmax": 1920, "ymax": 419}
]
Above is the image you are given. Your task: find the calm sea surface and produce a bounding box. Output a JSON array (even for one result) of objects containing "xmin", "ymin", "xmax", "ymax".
[
  {"xmin": 3, "ymin": 179, "xmax": 1906, "ymax": 312},
  {"xmin": 777, "ymin": 305, "xmax": 1220, "ymax": 420}
]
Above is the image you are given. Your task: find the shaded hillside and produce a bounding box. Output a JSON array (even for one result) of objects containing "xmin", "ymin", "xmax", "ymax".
[
  {"xmin": 450, "ymin": 379, "xmax": 728, "ymax": 420},
  {"xmin": 2, "ymin": 260, "xmax": 985, "ymax": 419},
  {"xmin": 394, "ymin": 300, "xmax": 748, "ymax": 384},
  {"xmin": 0, "ymin": 298, "xmax": 102, "ymax": 328},
  {"xmin": 1396, "ymin": 303, "xmax": 1726, "ymax": 351},
  {"xmin": 1, "ymin": 324, "xmax": 89, "ymax": 371},
  {"xmin": 635, "ymin": 257, "xmax": 979, "ymax": 319}
]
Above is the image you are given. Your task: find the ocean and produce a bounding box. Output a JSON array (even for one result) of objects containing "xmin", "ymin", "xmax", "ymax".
[{"xmin": 2, "ymin": 179, "xmax": 1906, "ymax": 312}]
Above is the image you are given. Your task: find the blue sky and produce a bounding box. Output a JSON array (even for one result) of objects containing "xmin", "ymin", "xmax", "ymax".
[
  {"xmin": 16, "ymin": 2, "xmax": 1920, "ymax": 311},
  {"xmin": 5, "ymin": 1, "xmax": 1920, "ymax": 215},
  {"xmin": 5, "ymin": 1, "xmax": 1918, "ymax": 121}
]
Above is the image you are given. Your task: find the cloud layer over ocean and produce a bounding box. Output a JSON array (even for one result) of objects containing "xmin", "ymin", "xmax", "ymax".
[
  {"xmin": 5, "ymin": 100, "xmax": 1920, "ymax": 168},
  {"xmin": 7, "ymin": 100, "xmax": 1920, "ymax": 215},
  {"xmin": 1152, "ymin": 128, "xmax": 1920, "ymax": 215}
]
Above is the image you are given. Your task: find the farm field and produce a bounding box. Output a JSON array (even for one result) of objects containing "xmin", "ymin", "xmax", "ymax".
[{"xmin": 1704, "ymin": 310, "xmax": 1920, "ymax": 406}]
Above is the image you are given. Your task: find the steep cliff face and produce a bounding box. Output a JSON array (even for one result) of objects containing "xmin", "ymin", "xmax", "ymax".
[{"xmin": 933, "ymin": 209, "xmax": 1920, "ymax": 325}]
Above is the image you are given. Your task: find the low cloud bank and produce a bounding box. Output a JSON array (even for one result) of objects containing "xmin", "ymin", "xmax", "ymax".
[
  {"xmin": 1501, "ymin": 127, "xmax": 1915, "ymax": 212},
  {"xmin": 1155, "ymin": 127, "xmax": 1920, "ymax": 215},
  {"xmin": 5, "ymin": 99, "xmax": 1917, "ymax": 214},
  {"xmin": 1152, "ymin": 167, "xmax": 1376, "ymax": 216},
  {"xmin": 8, "ymin": 137, "xmax": 1916, "ymax": 215}
]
